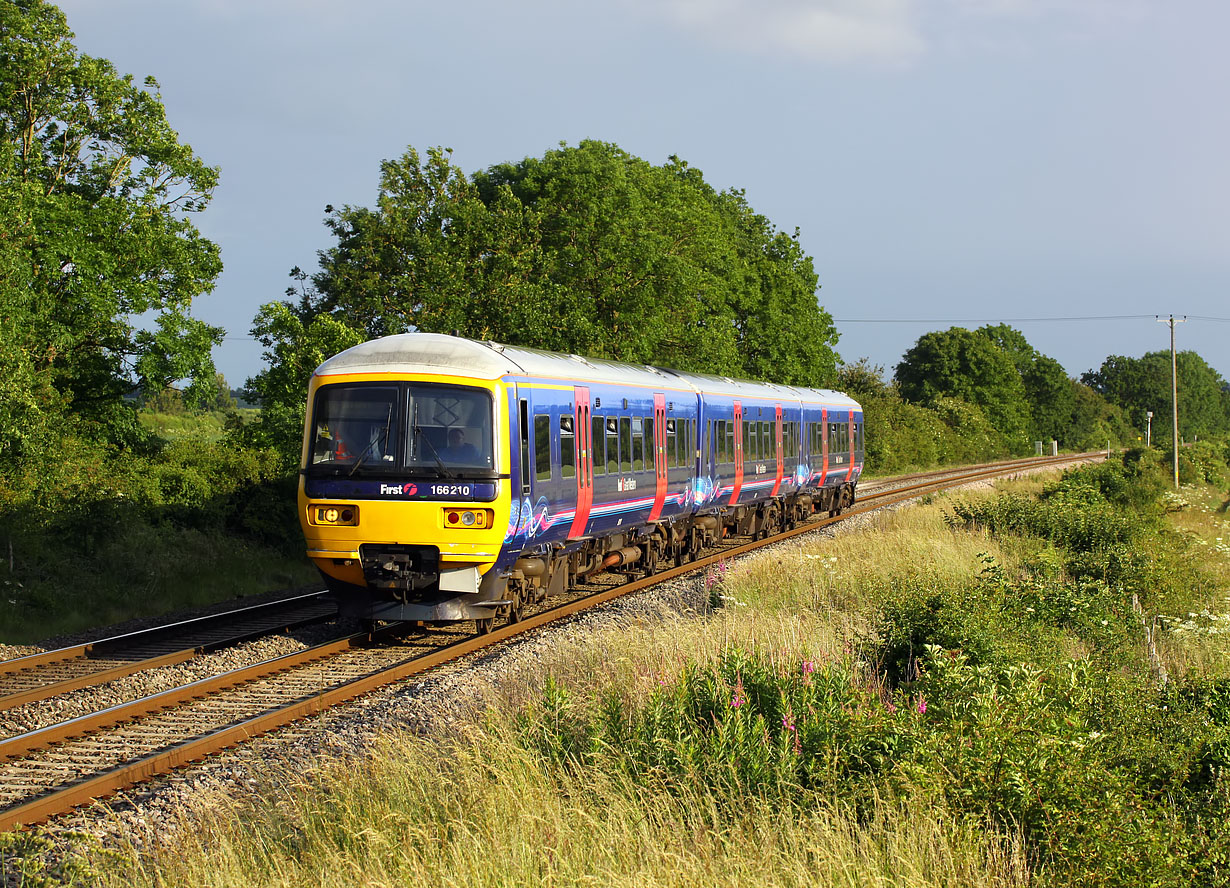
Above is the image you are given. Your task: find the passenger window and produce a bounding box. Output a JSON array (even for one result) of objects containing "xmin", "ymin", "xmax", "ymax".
[
  {"xmin": 592, "ymin": 415, "xmax": 606, "ymax": 476},
  {"xmin": 620, "ymin": 417, "xmax": 632, "ymax": 473},
  {"xmin": 632, "ymin": 417, "xmax": 644, "ymax": 471},
  {"xmin": 727, "ymin": 421, "xmax": 735, "ymax": 463},
  {"xmin": 606, "ymin": 417, "xmax": 619, "ymax": 475},
  {"xmin": 666, "ymin": 419, "xmax": 677, "ymax": 468},
  {"xmin": 645, "ymin": 417, "xmax": 655, "ymax": 469},
  {"xmin": 560, "ymin": 415, "xmax": 575, "ymax": 479},
  {"xmin": 534, "ymin": 414, "xmax": 551, "ymax": 481}
]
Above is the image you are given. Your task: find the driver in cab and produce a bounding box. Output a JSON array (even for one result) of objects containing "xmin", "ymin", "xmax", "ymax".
[{"xmin": 439, "ymin": 427, "xmax": 480, "ymax": 464}]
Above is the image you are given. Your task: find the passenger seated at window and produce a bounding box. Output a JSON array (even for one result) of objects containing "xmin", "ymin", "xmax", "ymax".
[{"xmin": 440, "ymin": 427, "xmax": 480, "ymax": 463}]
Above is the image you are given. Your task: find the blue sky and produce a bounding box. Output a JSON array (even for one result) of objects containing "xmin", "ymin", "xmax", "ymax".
[{"xmin": 58, "ymin": 0, "xmax": 1230, "ymax": 392}]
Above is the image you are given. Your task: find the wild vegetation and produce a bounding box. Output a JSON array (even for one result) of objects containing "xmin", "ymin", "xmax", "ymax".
[
  {"xmin": 9, "ymin": 446, "xmax": 1217, "ymax": 886},
  {"xmin": 3, "ymin": 0, "xmax": 1229, "ymax": 647}
]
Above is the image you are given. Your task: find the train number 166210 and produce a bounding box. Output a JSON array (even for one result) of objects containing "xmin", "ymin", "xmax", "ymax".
[{"xmin": 430, "ymin": 483, "xmax": 473, "ymax": 497}]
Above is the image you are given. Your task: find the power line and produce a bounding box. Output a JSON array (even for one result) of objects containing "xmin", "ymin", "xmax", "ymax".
[
  {"xmin": 833, "ymin": 314, "xmax": 1157, "ymax": 324},
  {"xmin": 833, "ymin": 314, "xmax": 1230, "ymax": 324}
]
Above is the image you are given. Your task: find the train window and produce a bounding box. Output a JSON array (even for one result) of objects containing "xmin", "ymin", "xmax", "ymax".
[
  {"xmin": 620, "ymin": 417, "xmax": 632, "ymax": 473},
  {"xmin": 519, "ymin": 400, "xmax": 532, "ymax": 494},
  {"xmin": 606, "ymin": 418, "xmax": 619, "ymax": 475},
  {"xmin": 534, "ymin": 414, "xmax": 551, "ymax": 481},
  {"xmin": 631, "ymin": 418, "xmax": 644, "ymax": 471},
  {"xmin": 645, "ymin": 417, "xmax": 655, "ymax": 469},
  {"xmin": 726, "ymin": 421, "xmax": 735, "ymax": 463},
  {"xmin": 592, "ymin": 416, "xmax": 606, "ymax": 476},
  {"xmin": 741, "ymin": 421, "xmax": 750, "ymax": 462},
  {"xmin": 560, "ymin": 415, "xmax": 575, "ymax": 479},
  {"xmin": 665, "ymin": 419, "xmax": 677, "ymax": 468}
]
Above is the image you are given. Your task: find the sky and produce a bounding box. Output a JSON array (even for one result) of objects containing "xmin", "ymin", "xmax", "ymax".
[{"xmin": 57, "ymin": 0, "xmax": 1230, "ymax": 394}]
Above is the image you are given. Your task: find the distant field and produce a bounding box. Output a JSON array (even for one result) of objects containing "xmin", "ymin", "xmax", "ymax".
[{"xmin": 138, "ymin": 408, "xmax": 261, "ymax": 443}]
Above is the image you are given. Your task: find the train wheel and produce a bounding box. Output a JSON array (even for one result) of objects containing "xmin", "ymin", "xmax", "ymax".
[
  {"xmin": 475, "ymin": 616, "xmax": 495, "ymax": 635},
  {"xmin": 507, "ymin": 584, "xmax": 525, "ymax": 625},
  {"xmin": 641, "ymin": 540, "xmax": 658, "ymax": 578}
]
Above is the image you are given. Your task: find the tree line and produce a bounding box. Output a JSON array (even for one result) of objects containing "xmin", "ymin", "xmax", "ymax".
[{"xmin": 2, "ymin": 0, "xmax": 1228, "ymax": 634}]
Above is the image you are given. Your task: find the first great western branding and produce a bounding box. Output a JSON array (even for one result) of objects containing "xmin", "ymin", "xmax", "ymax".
[{"xmin": 305, "ymin": 478, "xmax": 498, "ymax": 501}]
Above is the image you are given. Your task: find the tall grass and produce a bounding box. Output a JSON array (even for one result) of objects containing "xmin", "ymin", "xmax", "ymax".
[
  {"xmin": 45, "ymin": 455, "xmax": 1230, "ymax": 886},
  {"xmin": 109, "ymin": 728, "xmax": 1029, "ymax": 888}
]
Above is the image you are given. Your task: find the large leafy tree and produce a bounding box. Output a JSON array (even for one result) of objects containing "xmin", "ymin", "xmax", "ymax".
[
  {"xmin": 1082, "ymin": 351, "xmax": 1230, "ymax": 445},
  {"xmin": 894, "ymin": 327, "xmax": 1032, "ymax": 450},
  {"xmin": 977, "ymin": 324, "xmax": 1074, "ymax": 445},
  {"xmin": 0, "ymin": 0, "xmax": 222, "ymax": 460},
  {"xmin": 248, "ymin": 141, "xmax": 839, "ymax": 458}
]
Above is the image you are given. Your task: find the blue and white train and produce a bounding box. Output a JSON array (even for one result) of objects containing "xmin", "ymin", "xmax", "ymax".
[{"xmin": 298, "ymin": 334, "xmax": 864, "ymax": 631}]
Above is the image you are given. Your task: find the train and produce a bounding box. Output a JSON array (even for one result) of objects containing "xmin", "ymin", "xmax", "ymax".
[{"xmin": 298, "ymin": 333, "xmax": 864, "ymax": 631}]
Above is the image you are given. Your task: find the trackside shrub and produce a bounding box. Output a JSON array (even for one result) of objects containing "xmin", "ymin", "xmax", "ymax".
[{"xmin": 515, "ymin": 647, "xmax": 1230, "ymax": 887}]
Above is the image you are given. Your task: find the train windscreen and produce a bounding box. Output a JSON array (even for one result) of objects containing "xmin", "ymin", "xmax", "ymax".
[{"xmin": 308, "ymin": 383, "xmax": 495, "ymax": 477}]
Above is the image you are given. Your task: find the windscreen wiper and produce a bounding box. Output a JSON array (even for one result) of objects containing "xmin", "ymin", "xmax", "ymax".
[
  {"xmin": 348, "ymin": 404, "xmax": 393, "ymax": 478},
  {"xmin": 412, "ymin": 401, "xmax": 455, "ymax": 479}
]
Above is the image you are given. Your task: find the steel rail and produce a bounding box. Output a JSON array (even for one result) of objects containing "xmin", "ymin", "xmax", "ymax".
[
  {"xmin": 0, "ymin": 593, "xmax": 336, "ymax": 712},
  {"xmin": 0, "ymin": 451, "xmax": 1096, "ymax": 831}
]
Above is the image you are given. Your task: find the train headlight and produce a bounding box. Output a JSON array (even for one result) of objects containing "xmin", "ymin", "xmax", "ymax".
[
  {"xmin": 443, "ymin": 508, "xmax": 492, "ymax": 529},
  {"xmin": 311, "ymin": 505, "xmax": 359, "ymax": 526}
]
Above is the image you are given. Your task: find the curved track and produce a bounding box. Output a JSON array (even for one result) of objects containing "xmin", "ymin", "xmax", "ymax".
[{"xmin": 0, "ymin": 452, "xmax": 1098, "ymax": 831}]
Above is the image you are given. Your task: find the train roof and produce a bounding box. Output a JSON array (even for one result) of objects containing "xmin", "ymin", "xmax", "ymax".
[{"xmin": 314, "ymin": 333, "xmax": 861, "ymax": 411}]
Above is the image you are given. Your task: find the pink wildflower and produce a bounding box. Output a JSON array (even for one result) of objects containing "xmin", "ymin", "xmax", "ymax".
[
  {"xmin": 916, "ymin": 695, "xmax": 927, "ymax": 715},
  {"xmin": 731, "ymin": 676, "xmax": 746, "ymax": 709},
  {"xmin": 885, "ymin": 701, "xmax": 898, "ymax": 715},
  {"xmin": 782, "ymin": 711, "xmax": 796, "ymax": 732}
]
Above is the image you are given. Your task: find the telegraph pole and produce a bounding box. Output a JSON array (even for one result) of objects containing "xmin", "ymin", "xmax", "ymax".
[{"xmin": 1156, "ymin": 315, "xmax": 1186, "ymax": 488}]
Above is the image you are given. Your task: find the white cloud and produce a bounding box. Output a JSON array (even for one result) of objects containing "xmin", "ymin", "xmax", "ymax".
[
  {"xmin": 644, "ymin": 0, "xmax": 924, "ymax": 65},
  {"xmin": 630, "ymin": 0, "xmax": 1154, "ymax": 66}
]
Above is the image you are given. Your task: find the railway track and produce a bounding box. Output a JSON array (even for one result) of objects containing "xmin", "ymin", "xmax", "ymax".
[
  {"xmin": 0, "ymin": 452, "xmax": 1097, "ymax": 832},
  {"xmin": 0, "ymin": 592, "xmax": 337, "ymax": 713}
]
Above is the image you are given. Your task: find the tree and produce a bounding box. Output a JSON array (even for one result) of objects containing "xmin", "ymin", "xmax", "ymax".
[
  {"xmin": 894, "ymin": 327, "xmax": 1031, "ymax": 450},
  {"xmin": 1082, "ymin": 351, "xmax": 1230, "ymax": 445},
  {"xmin": 248, "ymin": 141, "xmax": 840, "ymax": 455},
  {"xmin": 976, "ymin": 324, "xmax": 1074, "ymax": 446},
  {"xmin": 0, "ymin": 0, "xmax": 222, "ymax": 460}
]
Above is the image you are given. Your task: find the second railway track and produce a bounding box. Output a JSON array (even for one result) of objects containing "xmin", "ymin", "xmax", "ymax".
[{"xmin": 0, "ymin": 452, "xmax": 1099, "ymax": 832}]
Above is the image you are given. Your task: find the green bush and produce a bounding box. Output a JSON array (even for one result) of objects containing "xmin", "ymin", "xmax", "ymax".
[{"xmin": 514, "ymin": 646, "xmax": 1230, "ymax": 888}]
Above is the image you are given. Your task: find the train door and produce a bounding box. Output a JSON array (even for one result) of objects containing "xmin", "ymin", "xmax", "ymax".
[
  {"xmin": 649, "ymin": 393, "xmax": 667, "ymax": 521},
  {"xmin": 771, "ymin": 404, "xmax": 784, "ymax": 496},
  {"xmin": 567, "ymin": 386, "xmax": 592, "ymax": 540},
  {"xmin": 846, "ymin": 414, "xmax": 856, "ymax": 482},
  {"xmin": 730, "ymin": 401, "xmax": 743, "ymax": 505},
  {"xmin": 821, "ymin": 406, "xmax": 829, "ymax": 482}
]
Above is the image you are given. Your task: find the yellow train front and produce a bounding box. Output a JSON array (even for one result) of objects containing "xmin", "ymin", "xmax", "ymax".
[{"xmin": 298, "ymin": 334, "xmax": 518, "ymax": 629}]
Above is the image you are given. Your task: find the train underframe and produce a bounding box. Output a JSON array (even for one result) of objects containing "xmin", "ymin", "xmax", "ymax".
[{"xmin": 325, "ymin": 480, "xmax": 856, "ymax": 634}]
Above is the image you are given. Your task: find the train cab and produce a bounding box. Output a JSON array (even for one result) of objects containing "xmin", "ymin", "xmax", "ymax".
[{"xmin": 299, "ymin": 335, "xmax": 517, "ymax": 624}]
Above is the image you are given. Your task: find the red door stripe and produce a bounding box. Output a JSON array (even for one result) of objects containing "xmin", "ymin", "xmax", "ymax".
[
  {"xmin": 648, "ymin": 393, "xmax": 667, "ymax": 522},
  {"xmin": 730, "ymin": 402, "xmax": 743, "ymax": 505},
  {"xmin": 567, "ymin": 387, "xmax": 592, "ymax": 540},
  {"xmin": 845, "ymin": 415, "xmax": 856, "ymax": 483},
  {"xmin": 821, "ymin": 406, "xmax": 829, "ymax": 483},
  {"xmin": 771, "ymin": 404, "xmax": 784, "ymax": 497}
]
